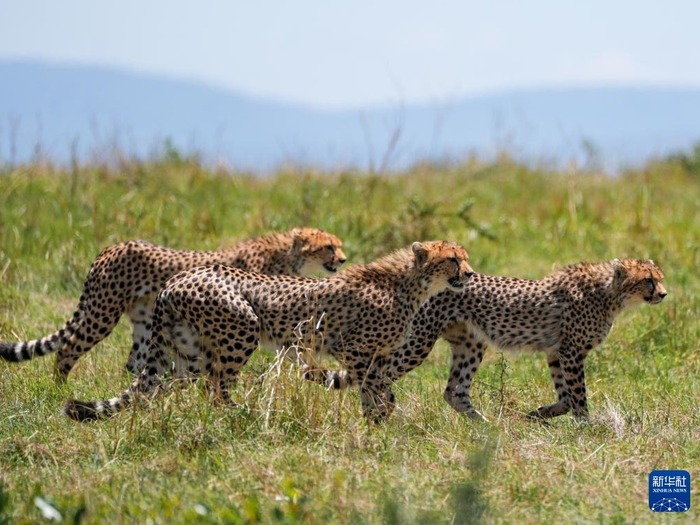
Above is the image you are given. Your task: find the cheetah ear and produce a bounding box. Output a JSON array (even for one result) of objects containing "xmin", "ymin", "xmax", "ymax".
[
  {"xmin": 291, "ymin": 228, "xmax": 305, "ymax": 251},
  {"xmin": 412, "ymin": 242, "xmax": 429, "ymax": 267},
  {"xmin": 612, "ymin": 258, "xmax": 626, "ymax": 284},
  {"xmin": 647, "ymin": 258, "xmax": 655, "ymax": 266}
]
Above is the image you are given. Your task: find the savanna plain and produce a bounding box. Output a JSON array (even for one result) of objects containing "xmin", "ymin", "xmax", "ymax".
[{"xmin": 0, "ymin": 150, "xmax": 699, "ymax": 524}]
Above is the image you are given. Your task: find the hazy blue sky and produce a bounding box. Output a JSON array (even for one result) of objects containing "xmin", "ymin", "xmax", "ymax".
[{"xmin": 1, "ymin": 1, "xmax": 699, "ymax": 109}]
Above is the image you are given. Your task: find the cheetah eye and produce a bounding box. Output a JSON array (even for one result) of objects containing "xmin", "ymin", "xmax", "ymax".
[
  {"xmin": 326, "ymin": 244, "xmax": 335, "ymax": 252},
  {"xmin": 645, "ymin": 277, "xmax": 654, "ymax": 285}
]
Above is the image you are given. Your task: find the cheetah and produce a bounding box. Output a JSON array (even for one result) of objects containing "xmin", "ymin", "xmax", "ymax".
[
  {"xmin": 0, "ymin": 228, "xmax": 346, "ymax": 382},
  {"xmin": 308, "ymin": 259, "xmax": 666, "ymax": 421},
  {"xmin": 64, "ymin": 240, "xmax": 474, "ymax": 422}
]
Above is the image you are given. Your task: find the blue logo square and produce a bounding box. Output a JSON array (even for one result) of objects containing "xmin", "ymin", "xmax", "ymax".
[{"xmin": 649, "ymin": 470, "xmax": 691, "ymax": 512}]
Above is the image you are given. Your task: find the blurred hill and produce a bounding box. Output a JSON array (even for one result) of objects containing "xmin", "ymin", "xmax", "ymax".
[{"xmin": 2, "ymin": 60, "xmax": 700, "ymax": 171}]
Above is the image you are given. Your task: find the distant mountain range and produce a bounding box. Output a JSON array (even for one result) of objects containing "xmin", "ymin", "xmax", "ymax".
[{"xmin": 2, "ymin": 61, "xmax": 700, "ymax": 171}]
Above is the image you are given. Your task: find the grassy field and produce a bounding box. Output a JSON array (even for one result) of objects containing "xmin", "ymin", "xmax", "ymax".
[{"xmin": 0, "ymin": 153, "xmax": 698, "ymax": 524}]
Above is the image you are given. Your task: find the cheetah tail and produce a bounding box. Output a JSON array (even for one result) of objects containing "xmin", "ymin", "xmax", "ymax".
[
  {"xmin": 302, "ymin": 366, "xmax": 353, "ymax": 390},
  {"xmin": 64, "ymin": 389, "xmax": 133, "ymax": 422},
  {"xmin": 0, "ymin": 284, "xmax": 91, "ymax": 364},
  {"xmin": 0, "ymin": 318, "xmax": 79, "ymax": 363}
]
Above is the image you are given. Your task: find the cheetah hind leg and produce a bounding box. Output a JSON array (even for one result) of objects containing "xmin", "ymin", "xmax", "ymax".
[
  {"xmin": 203, "ymin": 299, "xmax": 261, "ymax": 405},
  {"xmin": 526, "ymin": 354, "xmax": 572, "ymax": 421},
  {"xmin": 125, "ymin": 297, "xmax": 157, "ymax": 375},
  {"xmin": 66, "ymin": 295, "xmax": 180, "ymax": 421}
]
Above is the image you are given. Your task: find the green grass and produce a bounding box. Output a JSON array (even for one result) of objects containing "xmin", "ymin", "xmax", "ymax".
[{"xmin": 1, "ymin": 154, "xmax": 699, "ymax": 524}]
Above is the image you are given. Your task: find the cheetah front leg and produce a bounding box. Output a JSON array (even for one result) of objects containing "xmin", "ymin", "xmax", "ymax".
[
  {"xmin": 337, "ymin": 351, "xmax": 396, "ymax": 422},
  {"xmin": 365, "ymin": 360, "xmax": 397, "ymax": 422},
  {"xmin": 358, "ymin": 374, "xmax": 396, "ymax": 423},
  {"xmin": 442, "ymin": 323, "xmax": 487, "ymax": 421}
]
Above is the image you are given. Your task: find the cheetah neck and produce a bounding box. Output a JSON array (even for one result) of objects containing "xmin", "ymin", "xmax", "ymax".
[
  {"xmin": 562, "ymin": 262, "xmax": 633, "ymax": 321},
  {"xmin": 219, "ymin": 237, "xmax": 297, "ymax": 275},
  {"xmin": 604, "ymin": 285, "xmax": 639, "ymax": 322},
  {"xmin": 395, "ymin": 274, "xmax": 446, "ymax": 313}
]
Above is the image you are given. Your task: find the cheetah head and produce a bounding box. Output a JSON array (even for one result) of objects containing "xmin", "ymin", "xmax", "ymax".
[
  {"xmin": 612, "ymin": 258, "xmax": 667, "ymax": 306},
  {"xmin": 293, "ymin": 227, "xmax": 347, "ymax": 276},
  {"xmin": 412, "ymin": 240, "xmax": 474, "ymax": 294}
]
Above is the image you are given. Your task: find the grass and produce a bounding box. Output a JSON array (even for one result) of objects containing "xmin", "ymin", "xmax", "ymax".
[{"xmin": 1, "ymin": 153, "xmax": 699, "ymax": 524}]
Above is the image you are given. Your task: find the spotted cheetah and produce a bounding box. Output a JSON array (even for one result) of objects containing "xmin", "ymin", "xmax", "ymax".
[
  {"xmin": 1, "ymin": 228, "xmax": 346, "ymax": 382},
  {"xmin": 64, "ymin": 240, "xmax": 474, "ymax": 422},
  {"xmin": 308, "ymin": 259, "xmax": 666, "ymax": 421}
]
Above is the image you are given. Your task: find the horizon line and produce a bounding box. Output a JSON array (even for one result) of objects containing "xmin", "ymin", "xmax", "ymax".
[{"xmin": 4, "ymin": 57, "xmax": 700, "ymax": 113}]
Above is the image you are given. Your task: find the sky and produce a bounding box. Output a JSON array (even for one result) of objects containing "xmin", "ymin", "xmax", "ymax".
[{"xmin": 1, "ymin": 1, "xmax": 700, "ymax": 110}]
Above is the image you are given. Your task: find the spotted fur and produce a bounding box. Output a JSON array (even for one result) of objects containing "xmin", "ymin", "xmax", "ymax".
[
  {"xmin": 64, "ymin": 241, "xmax": 474, "ymax": 422},
  {"xmin": 1, "ymin": 228, "xmax": 346, "ymax": 382},
  {"xmin": 310, "ymin": 258, "xmax": 667, "ymax": 421}
]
